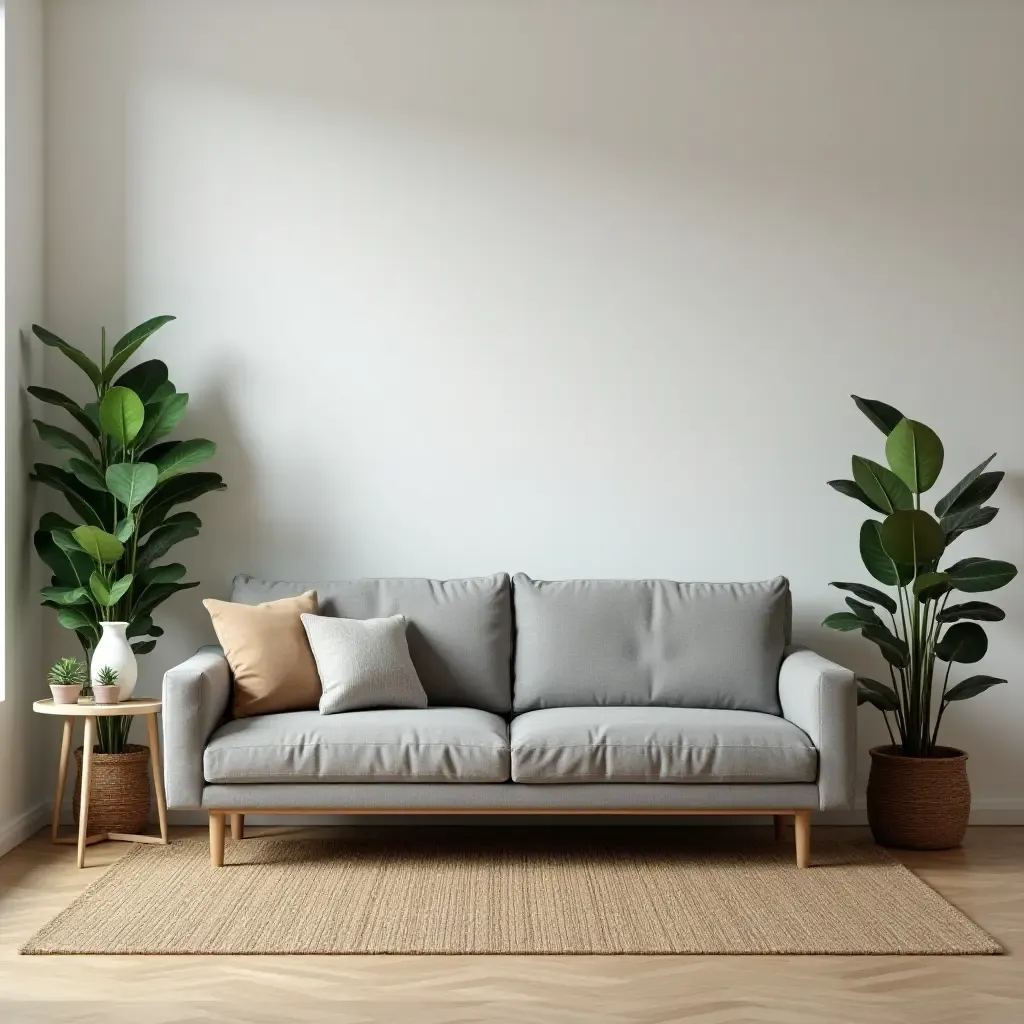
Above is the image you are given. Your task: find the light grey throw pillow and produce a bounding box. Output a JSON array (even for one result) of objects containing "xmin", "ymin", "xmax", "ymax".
[{"xmin": 301, "ymin": 613, "xmax": 428, "ymax": 715}]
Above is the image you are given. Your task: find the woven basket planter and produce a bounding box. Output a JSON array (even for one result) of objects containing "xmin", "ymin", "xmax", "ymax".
[
  {"xmin": 73, "ymin": 744, "xmax": 151, "ymax": 835},
  {"xmin": 866, "ymin": 745, "xmax": 970, "ymax": 850}
]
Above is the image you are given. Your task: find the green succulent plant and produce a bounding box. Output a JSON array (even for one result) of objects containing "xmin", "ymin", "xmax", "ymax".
[
  {"xmin": 47, "ymin": 656, "xmax": 87, "ymax": 688},
  {"xmin": 94, "ymin": 665, "xmax": 120, "ymax": 686},
  {"xmin": 827, "ymin": 396, "xmax": 1017, "ymax": 756}
]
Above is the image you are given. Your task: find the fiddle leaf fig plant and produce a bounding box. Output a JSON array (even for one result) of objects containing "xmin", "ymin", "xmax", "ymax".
[
  {"xmin": 29, "ymin": 317, "xmax": 226, "ymax": 659},
  {"xmin": 827, "ymin": 396, "xmax": 1016, "ymax": 756}
]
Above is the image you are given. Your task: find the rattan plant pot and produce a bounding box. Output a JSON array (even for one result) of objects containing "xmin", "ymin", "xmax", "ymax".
[
  {"xmin": 73, "ymin": 744, "xmax": 151, "ymax": 834},
  {"xmin": 866, "ymin": 745, "xmax": 970, "ymax": 850}
]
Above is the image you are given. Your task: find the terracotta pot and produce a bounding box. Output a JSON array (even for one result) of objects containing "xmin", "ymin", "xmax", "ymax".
[
  {"xmin": 49, "ymin": 684, "xmax": 81, "ymax": 705},
  {"xmin": 73, "ymin": 744, "xmax": 151, "ymax": 834},
  {"xmin": 866, "ymin": 745, "xmax": 970, "ymax": 850},
  {"xmin": 91, "ymin": 686, "xmax": 121, "ymax": 705}
]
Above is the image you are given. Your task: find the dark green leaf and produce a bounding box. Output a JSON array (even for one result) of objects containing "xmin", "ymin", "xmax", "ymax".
[
  {"xmin": 851, "ymin": 457, "xmax": 913, "ymax": 514},
  {"xmin": 30, "ymin": 463, "xmax": 108, "ymax": 527},
  {"xmin": 936, "ymin": 621, "xmax": 988, "ymax": 664},
  {"xmin": 937, "ymin": 601, "xmax": 1005, "ymax": 624},
  {"xmin": 154, "ymin": 439, "xmax": 216, "ymax": 482},
  {"xmin": 941, "ymin": 505, "xmax": 998, "ymax": 543},
  {"xmin": 885, "ymin": 418, "xmax": 944, "ymax": 494},
  {"xmin": 98, "ymin": 387, "xmax": 145, "ymax": 446},
  {"xmin": 135, "ymin": 512, "xmax": 201, "ymax": 570},
  {"xmin": 943, "ymin": 675, "xmax": 1007, "ymax": 702},
  {"xmin": 943, "ymin": 472, "xmax": 1004, "ymax": 518},
  {"xmin": 103, "ymin": 315, "xmax": 176, "ymax": 382},
  {"xmin": 132, "ymin": 580, "xmax": 199, "ymax": 618},
  {"xmin": 845, "ymin": 597, "xmax": 883, "ymax": 627},
  {"xmin": 946, "ymin": 557, "xmax": 1018, "ymax": 593},
  {"xmin": 138, "ymin": 473, "xmax": 225, "ymax": 535},
  {"xmin": 38, "ymin": 511, "xmax": 77, "ymax": 534},
  {"xmin": 113, "ymin": 359, "xmax": 169, "ymax": 403},
  {"xmin": 57, "ymin": 607, "xmax": 99, "ymax": 640},
  {"xmin": 39, "ymin": 585, "xmax": 91, "ymax": 606},
  {"xmin": 852, "ymin": 395, "xmax": 905, "ymax": 434},
  {"xmin": 71, "ymin": 525, "xmax": 124, "ymax": 565},
  {"xmin": 27, "ymin": 386, "xmax": 101, "ymax": 438},
  {"xmin": 828, "ymin": 479, "xmax": 885, "ymax": 513},
  {"xmin": 31, "ymin": 324, "xmax": 101, "ymax": 388},
  {"xmin": 127, "ymin": 615, "xmax": 153, "ymax": 639},
  {"xmin": 132, "ymin": 640, "xmax": 157, "ymax": 655},
  {"xmin": 66, "ymin": 457, "xmax": 108, "ymax": 492},
  {"xmin": 862, "ymin": 624, "xmax": 909, "ymax": 667},
  {"xmin": 89, "ymin": 572, "xmax": 111, "ymax": 606},
  {"xmin": 34, "ymin": 529, "xmax": 92, "ymax": 587},
  {"xmin": 136, "ymin": 562, "xmax": 187, "ymax": 588},
  {"xmin": 32, "ymin": 420, "xmax": 96, "ymax": 461},
  {"xmin": 879, "ymin": 509, "xmax": 946, "ymax": 567},
  {"xmin": 829, "ymin": 581, "xmax": 898, "ymax": 615},
  {"xmin": 822, "ymin": 612, "xmax": 866, "ymax": 631},
  {"xmin": 934, "ymin": 455, "xmax": 996, "ymax": 517},
  {"xmin": 105, "ymin": 462, "xmax": 158, "ymax": 511},
  {"xmin": 107, "ymin": 573, "xmax": 134, "ymax": 605},
  {"xmin": 147, "ymin": 381, "xmax": 176, "ymax": 405},
  {"xmin": 860, "ymin": 520, "xmax": 912, "ymax": 586},
  {"xmin": 857, "ymin": 676, "xmax": 900, "ymax": 711},
  {"xmin": 135, "ymin": 393, "xmax": 188, "ymax": 449},
  {"xmin": 913, "ymin": 571, "xmax": 950, "ymax": 601}
]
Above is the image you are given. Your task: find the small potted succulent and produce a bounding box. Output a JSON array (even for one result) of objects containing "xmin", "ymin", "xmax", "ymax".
[
  {"xmin": 92, "ymin": 665, "xmax": 121, "ymax": 705},
  {"xmin": 48, "ymin": 657, "xmax": 86, "ymax": 704}
]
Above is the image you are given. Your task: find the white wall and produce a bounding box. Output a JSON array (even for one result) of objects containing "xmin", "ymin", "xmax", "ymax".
[
  {"xmin": 2, "ymin": 0, "xmax": 46, "ymax": 855},
  {"xmin": 42, "ymin": 1, "xmax": 1024, "ymax": 817}
]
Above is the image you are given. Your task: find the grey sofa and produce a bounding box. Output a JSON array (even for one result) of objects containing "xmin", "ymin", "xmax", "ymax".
[{"xmin": 162, "ymin": 573, "xmax": 856, "ymax": 868}]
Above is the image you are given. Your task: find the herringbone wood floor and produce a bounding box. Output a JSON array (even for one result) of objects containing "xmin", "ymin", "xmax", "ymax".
[{"xmin": 1, "ymin": 825, "xmax": 1020, "ymax": 1024}]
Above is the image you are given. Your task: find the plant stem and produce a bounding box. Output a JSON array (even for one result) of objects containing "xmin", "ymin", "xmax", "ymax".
[{"xmin": 882, "ymin": 711, "xmax": 896, "ymax": 746}]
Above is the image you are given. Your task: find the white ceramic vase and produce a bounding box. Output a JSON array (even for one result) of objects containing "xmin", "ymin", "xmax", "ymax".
[{"xmin": 91, "ymin": 621, "xmax": 138, "ymax": 702}]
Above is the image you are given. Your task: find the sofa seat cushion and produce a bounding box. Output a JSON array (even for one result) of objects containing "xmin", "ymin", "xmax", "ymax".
[
  {"xmin": 204, "ymin": 708, "xmax": 510, "ymax": 783},
  {"xmin": 510, "ymin": 707, "xmax": 816, "ymax": 784}
]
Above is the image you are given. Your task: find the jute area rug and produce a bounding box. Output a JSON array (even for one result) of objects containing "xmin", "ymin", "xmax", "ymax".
[{"xmin": 22, "ymin": 829, "xmax": 1000, "ymax": 955}]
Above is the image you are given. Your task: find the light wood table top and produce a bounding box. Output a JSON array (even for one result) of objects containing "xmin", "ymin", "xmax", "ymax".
[{"xmin": 33, "ymin": 697, "xmax": 162, "ymax": 717}]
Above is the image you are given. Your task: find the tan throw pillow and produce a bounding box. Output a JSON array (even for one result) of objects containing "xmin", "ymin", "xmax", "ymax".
[{"xmin": 204, "ymin": 591, "xmax": 321, "ymax": 718}]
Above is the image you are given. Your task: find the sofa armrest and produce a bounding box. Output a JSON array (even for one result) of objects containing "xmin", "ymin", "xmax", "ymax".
[
  {"xmin": 162, "ymin": 646, "xmax": 231, "ymax": 808},
  {"xmin": 778, "ymin": 646, "xmax": 856, "ymax": 811}
]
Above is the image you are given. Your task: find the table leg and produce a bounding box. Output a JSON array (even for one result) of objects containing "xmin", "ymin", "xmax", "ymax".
[
  {"xmin": 146, "ymin": 713, "xmax": 169, "ymax": 844},
  {"xmin": 77, "ymin": 716, "xmax": 96, "ymax": 868},
  {"xmin": 52, "ymin": 717, "xmax": 74, "ymax": 842}
]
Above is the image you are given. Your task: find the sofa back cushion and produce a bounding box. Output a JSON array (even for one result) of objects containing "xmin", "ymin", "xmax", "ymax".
[
  {"xmin": 232, "ymin": 574, "xmax": 512, "ymax": 712},
  {"xmin": 512, "ymin": 574, "xmax": 790, "ymax": 715}
]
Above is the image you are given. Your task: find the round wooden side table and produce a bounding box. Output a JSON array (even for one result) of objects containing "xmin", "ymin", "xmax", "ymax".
[{"xmin": 32, "ymin": 697, "xmax": 169, "ymax": 868}]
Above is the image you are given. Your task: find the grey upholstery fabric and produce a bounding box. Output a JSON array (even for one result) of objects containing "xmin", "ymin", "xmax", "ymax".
[
  {"xmin": 204, "ymin": 707, "xmax": 510, "ymax": 783},
  {"xmin": 779, "ymin": 646, "xmax": 857, "ymax": 810},
  {"xmin": 301, "ymin": 613, "xmax": 428, "ymax": 714},
  {"xmin": 512, "ymin": 575, "xmax": 790, "ymax": 714},
  {"xmin": 202, "ymin": 781, "xmax": 819, "ymax": 810},
  {"xmin": 510, "ymin": 707, "xmax": 816, "ymax": 784},
  {"xmin": 162, "ymin": 647, "xmax": 231, "ymax": 809},
  {"xmin": 233, "ymin": 574, "xmax": 512, "ymax": 712}
]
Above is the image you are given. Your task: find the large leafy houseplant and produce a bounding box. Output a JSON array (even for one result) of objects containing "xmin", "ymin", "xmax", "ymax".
[
  {"xmin": 29, "ymin": 316, "xmax": 225, "ymax": 751},
  {"xmin": 827, "ymin": 396, "xmax": 1016, "ymax": 757}
]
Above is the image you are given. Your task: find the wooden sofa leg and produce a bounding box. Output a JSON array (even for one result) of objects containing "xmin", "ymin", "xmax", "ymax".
[
  {"xmin": 773, "ymin": 814, "xmax": 786, "ymax": 841},
  {"xmin": 795, "ymin": 810, "xmax": 811, "ymax": 868},
  {"xmin": 230, "ymin": 813, "xmax": 244, "ymax": 841},
  {"xmin": 210, "ymin": 812, "xmax": 226, "ymax": 867}
]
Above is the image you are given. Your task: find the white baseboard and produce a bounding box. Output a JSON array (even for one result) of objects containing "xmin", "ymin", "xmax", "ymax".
[
  {"xmin": 0, "ymin": 802, "xmax": 49, "ymax": 858},
  {"xmin": 820, "ymin": 798, "xmax": 1024, "ymax": 827}
]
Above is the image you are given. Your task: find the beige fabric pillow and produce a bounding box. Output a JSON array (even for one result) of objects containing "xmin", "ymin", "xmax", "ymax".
[{"xmin": 204, "ymin": 591, "xmax": 320, "ymax": 718}]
